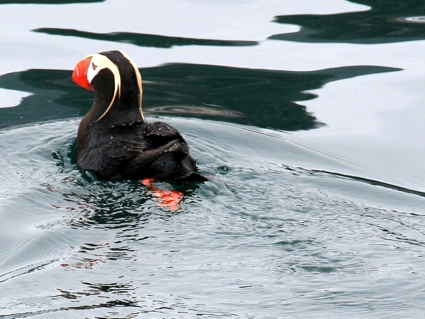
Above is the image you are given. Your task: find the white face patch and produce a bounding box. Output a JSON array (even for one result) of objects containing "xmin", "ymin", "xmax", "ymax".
[
  {"xmin": 86, "ymin": 54, "xmax": 108, "ymax": 84},
  {"xmin": 84, "ymin": 54, "xmax": 122, "ymax": 122}
]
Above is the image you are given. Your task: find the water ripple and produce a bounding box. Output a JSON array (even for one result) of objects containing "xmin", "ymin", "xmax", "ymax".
[{"xmin": 1, "ymin": 118, "xmax": 425, "ymax": 317}]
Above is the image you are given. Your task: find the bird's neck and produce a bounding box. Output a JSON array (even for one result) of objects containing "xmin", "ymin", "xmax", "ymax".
[{"xmin": 89, "ymin": 88, "xmax": 144, "ymax": 126}]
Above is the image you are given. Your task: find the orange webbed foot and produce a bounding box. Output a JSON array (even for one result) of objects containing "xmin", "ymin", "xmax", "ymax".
[{"xmin": 142, "ymin": 178, "xmax": 184, "ymax": 210}]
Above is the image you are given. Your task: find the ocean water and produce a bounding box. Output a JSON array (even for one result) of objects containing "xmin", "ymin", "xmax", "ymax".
[{"xmin": 1, "ymin": 1, "xmax": 425, "ymax": 318}]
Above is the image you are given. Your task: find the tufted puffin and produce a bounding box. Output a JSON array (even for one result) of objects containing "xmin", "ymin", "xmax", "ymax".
[{"xmin": 72, "ymin": 50, "xmax": 206, "ymax": 183}]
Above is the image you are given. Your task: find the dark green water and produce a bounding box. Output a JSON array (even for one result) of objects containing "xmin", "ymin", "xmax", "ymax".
[{"xmin": 1, "ymin": 1, "xmax": 425, "ymax": 318}]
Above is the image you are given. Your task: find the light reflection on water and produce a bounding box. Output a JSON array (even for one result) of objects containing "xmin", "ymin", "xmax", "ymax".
[
  {"xmin": 0, "ymin": 119, "xmax": 425, "ymax": 317},
  {"xmin": 1, "ymin": 0, "xmax": 425, "ymax": 317}
]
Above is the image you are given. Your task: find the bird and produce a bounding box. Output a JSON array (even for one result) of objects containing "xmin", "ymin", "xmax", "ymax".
[{"xmin": 72, "ymin": 50, "xmax": 206, "ymax": 183}]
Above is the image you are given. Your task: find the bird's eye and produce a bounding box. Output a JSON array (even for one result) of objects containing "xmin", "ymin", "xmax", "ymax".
[{"xmin": 92, "ymin": 62, "xmax": 98, "ymax": 70}]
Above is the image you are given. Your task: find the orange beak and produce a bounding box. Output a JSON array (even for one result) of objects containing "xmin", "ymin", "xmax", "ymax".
[{"xmin": 72, "ymin": 57, "xmax": 93, "ymax": 90}]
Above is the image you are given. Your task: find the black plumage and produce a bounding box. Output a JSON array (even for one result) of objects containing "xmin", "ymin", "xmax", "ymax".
[{"xmin": 73, "ymin": 50, "xmax": 205, "ymax": 182}]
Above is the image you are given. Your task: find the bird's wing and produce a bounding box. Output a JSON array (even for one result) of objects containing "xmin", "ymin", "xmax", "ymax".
[
  {"xmin": 108, "ymin": 139, "xmax": 182, "ymax": 179},
  {"xmin": 78, "ymin": 138, "xmax": 179, "ymax": 179},
  {"xmin": 144, "ymin": 121, "xmax": 190, "ymax": 154}
]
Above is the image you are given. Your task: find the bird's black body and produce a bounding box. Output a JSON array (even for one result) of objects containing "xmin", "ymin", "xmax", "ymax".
[{"xmin": 74, "ymin": 50, "xmax": 205, "ymax": 182}]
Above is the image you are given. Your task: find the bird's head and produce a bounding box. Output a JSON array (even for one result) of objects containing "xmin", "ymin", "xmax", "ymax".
[{"xmin": 72, "ymin": 50, "xmax": 145, "ymax": 122}]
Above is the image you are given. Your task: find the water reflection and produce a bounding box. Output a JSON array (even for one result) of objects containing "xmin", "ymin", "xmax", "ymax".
[
  {"xmin": 271, "ymin": 0, "xmax": 425, "ymax": 43},
  {"xmin": 34, "ymin": 28, "xmax": 258, "ymax": 48},
  {"xmin": 2, "ymin": 117, "xmax": 425, "ymax": 317},
  {"xmin": 0, "ymin": 64, "xmax": 400, "ymax": 131},
  {"xmin": 0, "ymin": 69, "xmax": 81, "ymax": 127},
  {"xmin": 48, "ymin": 169, "xmax": 187, "ymax": 231},
  {"xmin": 0, "ymin": 0, "xmax": 104, "ymax": 3}
]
